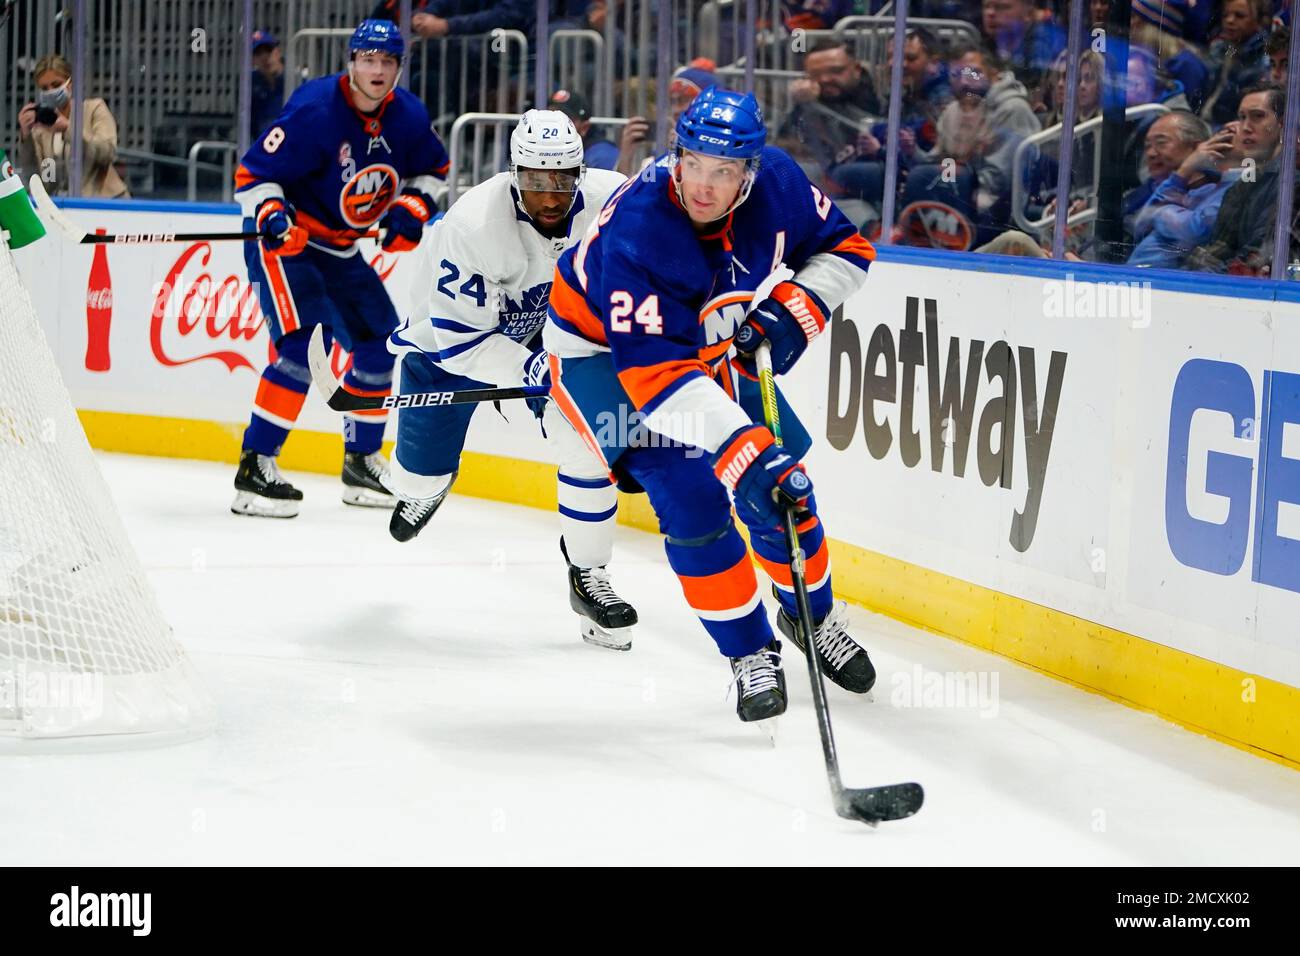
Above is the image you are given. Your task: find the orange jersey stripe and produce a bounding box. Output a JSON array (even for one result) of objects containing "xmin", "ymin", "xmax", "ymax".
[
  {"xmin": 831, "ymin": 232, "xmax": 877, "ymax": 261},
  {"xmin": 549, "ymin": 354, "xmax": 613, "ymax": 473},
  {"xmin": 259, "ymin": 246, "xmax": 299, "ymax": 334},
  {"xmin": 678, "ymin": 553, "xmax": 760, "ymax": 614},
  {"xmin": 549, "ymin": 271, "xmax": 607, "ymax": 345},
  {"xmin": 756, "ymin": 538, "xmax": 830, "ymax": 589},
  {"xmin": 254, "ymin": 378, "xmax": 307, "ymax": 422},
  {"xmin": 617, "ymin": 359, "xmax": 709, "ymax": 410}
]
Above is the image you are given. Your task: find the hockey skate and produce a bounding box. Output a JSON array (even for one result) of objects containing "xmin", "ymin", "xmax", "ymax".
[
  {"xmin": 388, "ymin": 471, "xmax": 456, "ymax": 542},
  {"xmin": 562, "ymin": 538, "xmax": 637, "ymax": 651},
  {"xmin": 776, "ymin": 600, "xmax": 876, "ymax": 694},
  {"xmin": 231, "ymin": 451, "xmax": 303, "ymax": 518},
  {"xmin": 729, "ymin": 640, "xmax": 787, "ymax": 722},
  {"xmin": 342, "ymin": 451, "xmax": 397, "ymax": 508}
]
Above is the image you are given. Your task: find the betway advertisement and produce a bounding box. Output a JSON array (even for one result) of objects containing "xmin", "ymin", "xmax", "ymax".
[
  {"xmin": 13, "ymin": 202, "xmax": 546, "ymax": 462},
  {"xmin": 779, "ymin": 261, "xmax": 1300, "ymax": 688}
]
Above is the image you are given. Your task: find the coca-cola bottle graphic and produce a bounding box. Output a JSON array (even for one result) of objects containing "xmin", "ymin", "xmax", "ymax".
[{"xmin": 85, "ymin": 228, "xmax": 112, "ymax": 372}]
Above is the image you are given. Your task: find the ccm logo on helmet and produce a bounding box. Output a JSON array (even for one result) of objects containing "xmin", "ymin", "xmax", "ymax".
[
  {"xmin": 698, "ymin": 135, "xmax": 729, "ymax": 145},
  {"xmin": 339, "ymin": 163, "xmax": 399, "ymax": 227}
]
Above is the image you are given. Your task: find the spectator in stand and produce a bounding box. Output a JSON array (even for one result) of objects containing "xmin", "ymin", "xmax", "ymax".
[
  {"xmin": 1040, "ymin": 48, "xmax": 1103, "ymax": 128},
  {"xmin": 550, "ymin": 1, "xmax": 631, "ymax": 89},
  {"xmin": 1129, "ymin": 0, "xmax": 1213, "ymax": 112},
  {"xmin": 1128, "ymin": 111, "xmax": 1240, "ymax": 268},
  {"xmin": 1201, "ymin": 0, "xmax": 1273, "ymax": 127},
  {"xmin": 250, "ymin": 30, "xmax": 284, "ymax": 140},
  {"xmin": 980, "ymin": 0, "xmax": 1066, "ymax": 95},
  {"xmin": 894, "ymin": 26, "xmax": 953, "ymax": 145},
  {"xmin": 1268, "ymin": 27, "xmax": 1289, "ymax": 85},
  {"xmin": 548, "ymin": 89, "xmax": 618, "ymax": 170},
  {"xmin": 899, "ymin": 61, "xmax": 1029, "ymax": 249},
  {"xmin": 613, "ymin": 59, "xmax": 716, "ymax": 177},
  {"xmin": 16, "ymin": 54, "xmax": 128, "ymax": 198},
  {"xmin": 371, "ymin": 0, "xmax": 531, "ymax": 38},
  {"xmin": 1187, "ymin": 85, "xmax": 1291, "ymax": 274},
  {"xmin": 947, "ymin": 41, "xmax": 1042, "ymax": 139},
  {"xmin": 777, "ymin": 40, "xmax": 884, "ymax": 226},
  {"xmin": 780, "ymin": 0, "xmax": 853, "ymax": 30}
]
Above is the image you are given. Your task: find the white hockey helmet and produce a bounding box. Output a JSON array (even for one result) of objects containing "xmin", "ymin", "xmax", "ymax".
[{"xmin": 509, "ymin": 109, "xmax": 586, "ymax": 222}]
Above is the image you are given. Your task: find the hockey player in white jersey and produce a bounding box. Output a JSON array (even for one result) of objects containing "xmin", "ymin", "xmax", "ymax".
[{"xmin": 386, "ymin": 109, "xmax": 637, "ymax": 650}]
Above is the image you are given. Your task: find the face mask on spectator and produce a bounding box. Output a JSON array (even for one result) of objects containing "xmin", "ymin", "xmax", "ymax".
[
  {"xmin": 950, "ymin": 65, "xmax": 991, "ymax": 100},
  {"xmin": 37, "ymin": 81, "xmax": 70, "ymax": 110}
]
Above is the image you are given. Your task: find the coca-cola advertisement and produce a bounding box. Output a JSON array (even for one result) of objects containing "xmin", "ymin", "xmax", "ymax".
[{"xmin": 11, "ymin": 200, "xmax": 547, "ymax": 464}]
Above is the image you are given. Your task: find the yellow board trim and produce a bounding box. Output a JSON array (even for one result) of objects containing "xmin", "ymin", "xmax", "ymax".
[{"xmin": 79, "ymin": 409, "xmax": 1300, "ymax": 770}]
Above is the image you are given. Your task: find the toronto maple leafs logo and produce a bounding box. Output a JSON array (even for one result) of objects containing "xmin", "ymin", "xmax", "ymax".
[{"xmin": 498, "ymin": 281, "xmax": 553, "ymax": 341}]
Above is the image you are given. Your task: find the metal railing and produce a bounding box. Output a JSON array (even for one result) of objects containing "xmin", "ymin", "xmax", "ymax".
[
  {"xmin": 1012, "ymin": 104, "xmax": 1170, "ymax": 237},
  {"xmin": 186, "ymin": 141, "xmax": 238, "ymax": 202},
  {"xmin": 549, "ymin": 29, "xmax": 604, "ymax": 102},
  {"xmin": 447, "ymin": 112, "xmax": 632, "ymax": 205}
]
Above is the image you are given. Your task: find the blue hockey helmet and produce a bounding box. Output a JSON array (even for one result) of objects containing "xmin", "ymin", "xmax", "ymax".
[
  {"xmin": 350, "ymin": 18, "xmax": 405, "ymax": 61},
  {"xmin": 674, "ymin": 87, "xmax": 766, "ymax": 162},
  {"xmin": 672, "ymin": 87, "xmax": 766, "ymax": 217}
]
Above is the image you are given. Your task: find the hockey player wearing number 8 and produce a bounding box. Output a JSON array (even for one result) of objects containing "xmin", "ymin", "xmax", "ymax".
[
  {"xmin": 544, "ymin": 88, "xmax": 878, "ymax": 723},
  {"xmin": 230, "ymin": 19, "xmax": 449, "ymax": 518},
  {"xmin": 385, "ymin": 109, "xmax": 639, "ymax": 651}
]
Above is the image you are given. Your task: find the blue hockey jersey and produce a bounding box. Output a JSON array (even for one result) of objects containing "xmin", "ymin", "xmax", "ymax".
[
  {"xmin": 543, "ymin": 146, "xmax": 875, "ymax": 455},
  {"xmin": 235, "ymin": 73, "xmax": 449, "ymax": 251}
]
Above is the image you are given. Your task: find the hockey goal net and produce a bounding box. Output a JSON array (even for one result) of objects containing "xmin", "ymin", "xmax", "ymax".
[{"xmin": 0, "ymin": 225, "xmax": 212, "ymax": 746}]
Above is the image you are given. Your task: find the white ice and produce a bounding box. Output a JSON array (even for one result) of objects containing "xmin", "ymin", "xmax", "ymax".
[{"xmin": 2, "ymin": 452, "xmax": 1299, "ymax": 865}]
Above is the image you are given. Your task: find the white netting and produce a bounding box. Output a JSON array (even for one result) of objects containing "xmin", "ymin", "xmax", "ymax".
[{"xmin": 0, "ymin": 228, "xmax": 213, "ymax": 745}]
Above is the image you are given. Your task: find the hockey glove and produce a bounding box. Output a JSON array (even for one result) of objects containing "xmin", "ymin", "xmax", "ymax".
[
  {"xmin": 734, "ymin": 281, "xmax": 828, "ymax": 375},
  {"xmin": 256, "ymin": 199, "xmax": 308, "ymax": 257},
  {"xmin": 379, "ymin": 189, "xmax": 433, "ymax": 253},
  {"xmin": 711, "ymin": 424, "xmax": 813, "ymax": 528},
  {"xmin": 522, "ymin": 347, "xmax": 552, "ymax": 421}
]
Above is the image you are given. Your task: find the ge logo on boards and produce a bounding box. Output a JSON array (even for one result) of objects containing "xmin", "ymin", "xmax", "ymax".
[{"xmin": 1166, "ymin": 359, "xmax": 1300, "ymax": 594}]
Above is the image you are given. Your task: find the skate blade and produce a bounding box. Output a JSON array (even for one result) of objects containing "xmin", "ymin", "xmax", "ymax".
[
  {"xmin": 341, "ymin": 485, "xmax": 396, "ymax": 508},
  {"xmin": 231, "ymin": 491, "xmax": 299, "ymax": 518},
  {"xmin": 579, "ymin": 618, "xmax": 632, "ymax": 651},
  {"xmin": 751, "ymin": 716, "xmax": 779, "ymax": 747}
]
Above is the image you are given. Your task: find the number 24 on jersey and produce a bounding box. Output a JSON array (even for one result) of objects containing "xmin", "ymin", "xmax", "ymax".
[{"xmin": 609, "ymin": 292, "xmax": 663, "ymax": 335}]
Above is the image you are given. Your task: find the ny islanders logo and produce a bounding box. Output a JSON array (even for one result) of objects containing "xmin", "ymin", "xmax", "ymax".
[
  {"xmin": 700, "ymin": 291, "xmax": 754, "ymax": 348},
  {"xmin": 340, "ymin": 163, "xmax": 399, "ymax": 228}
]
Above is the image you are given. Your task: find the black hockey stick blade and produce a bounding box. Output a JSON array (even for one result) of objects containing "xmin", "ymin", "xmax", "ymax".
[
  {"xmin": 306, "ymin": 324, "xmax": 547, "ymax": 413},
  {"xmin": 838, "ymin": 782, "xmax": 925, "ymax": 825}
]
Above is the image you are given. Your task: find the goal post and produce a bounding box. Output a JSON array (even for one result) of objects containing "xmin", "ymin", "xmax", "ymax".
[{"xmin": 0, "ymin": 223, "xmax": 214, "ymax": 748}]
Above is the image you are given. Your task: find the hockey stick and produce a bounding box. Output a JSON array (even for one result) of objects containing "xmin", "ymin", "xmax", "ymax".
[
  {"xmin": 754, "ymin": 343, "xmax": 925, "ymax": 827},
  {"xmin": 28, "ymin": 176, "xmax": 377, "ymax": 245},
  {"xmin": 306, "ymin": 325, "xmax": 547, "ymax": 412}
]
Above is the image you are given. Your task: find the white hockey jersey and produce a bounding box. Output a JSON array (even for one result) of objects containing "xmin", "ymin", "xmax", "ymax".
[{"xmin": 389, "ymin": 167, "xmax": 627, "ymax": 386}]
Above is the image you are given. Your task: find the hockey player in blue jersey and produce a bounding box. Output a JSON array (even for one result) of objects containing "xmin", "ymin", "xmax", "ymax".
[
  {"xmin": 385, "ymin": 110, "xmax": 638, "ymax": 651},
  {"xmin": 231, "ymin": 18, "xmax": 449, "ymax": 518},
  {"xmin": 544, "ymin": 87, "xmax": 878, "ymax": 722}
]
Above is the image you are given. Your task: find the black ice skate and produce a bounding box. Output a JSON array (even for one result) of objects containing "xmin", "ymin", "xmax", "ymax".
[
  {"xmin": 388, "ymin": 471, "xmax": 456, "ymax": 542},
  {"xmin": 231, "ymin": 451, "xmax": 303, "ymax": 518},
  {"xmin": 729, "ymin": 640, "xmax": 787, "ymax": 722},
  {"xmin": 342, "ymin": 451, "xmax": 396, "ymax": 508},
  {"xmin": 777, "ymin": 599, "xmax": 876, "ymax": 694},
  {"xmin": 562, "ymin": 537, "xmax": 637, "ymax": 651}
]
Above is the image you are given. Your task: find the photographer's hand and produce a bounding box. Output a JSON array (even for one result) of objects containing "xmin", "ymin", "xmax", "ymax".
[{"xmin": 18, "ymin": 103, "xmax": 35, "ymax": 139}]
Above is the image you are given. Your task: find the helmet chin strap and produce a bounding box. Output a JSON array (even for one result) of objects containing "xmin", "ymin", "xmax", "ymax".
[
  {"xmin": 347, "ymin": 61, "xmax": 402, "ymax": 110},
  {"xmin": 670, "ymin": 152, "xmax": 757, "ymax": 221}
]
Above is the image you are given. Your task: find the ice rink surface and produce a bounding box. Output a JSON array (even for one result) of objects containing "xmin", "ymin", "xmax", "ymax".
[{"xmin": 2, "ymin": 452, "xmax": 1299, "ymax": 865}]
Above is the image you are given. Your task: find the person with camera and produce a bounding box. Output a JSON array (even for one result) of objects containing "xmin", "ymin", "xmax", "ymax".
[{"xmin": 17, "ymin": 54, "xmax": 129, "ymax": 199}]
